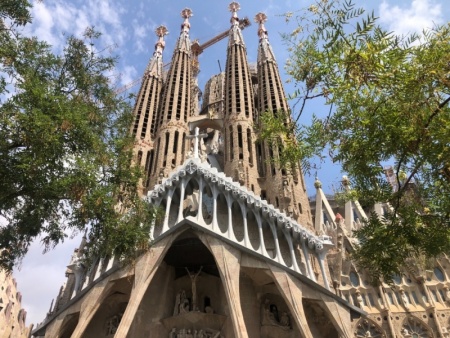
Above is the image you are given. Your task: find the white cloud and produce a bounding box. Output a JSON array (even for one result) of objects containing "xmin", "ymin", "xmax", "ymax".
[
  {"xmin": 30, "ymin": 2, "xmax": 59, "ymax": 48},
  {"xmin": 24, "ymin": 0, "xmax": 128, "ymax": 54},
  {"xmin": 120, "ymin": 65, "xmax": 138, "ymax": 86},
  {"xmin": 379, "ymin": 0, "xmax": 443, "ymax": 36},
  {"xmin": 132, "ymin": 19, "xmax": 157, "ymax": 53},
  {"xmin": 14, "ymin": 234, "xmax": 83, "ymax": 326}
]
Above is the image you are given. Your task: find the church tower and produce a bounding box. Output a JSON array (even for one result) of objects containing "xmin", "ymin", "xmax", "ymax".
[
  {"xmin": 131, "ymin": 25, "xmax": 167, "ymax": 194},
  {"xmin": 222, "ymin": 2, "xmax": 259, "ymax": 191},
  {"xmin": 150, "ymin": 8, "xmax": 193, "ymax": 188},
  {"xmin": 254, "ymin": 13, "xmax": 312, "ymax": 227}
]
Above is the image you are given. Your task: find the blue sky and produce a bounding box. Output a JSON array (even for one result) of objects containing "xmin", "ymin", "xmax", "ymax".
[{"xmin": 12, "ymin": 0, "xmax": 450, "ymax": 327}]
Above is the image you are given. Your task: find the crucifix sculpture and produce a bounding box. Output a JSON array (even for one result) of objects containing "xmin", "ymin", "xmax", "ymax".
[
  {"xmin": 185, "ymin": 266, "xmax": 203, "ymax": 311},
  {"xmin": 186, "ymin": 127, "xmax": 208, "ymax": 160}
]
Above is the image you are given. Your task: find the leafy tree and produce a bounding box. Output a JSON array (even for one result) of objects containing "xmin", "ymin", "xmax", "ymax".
[
  {"xmin": 264, "ymin": 0, "xmax": 450, "ymax": 281},
  {"xmin": 0, "ymin": 1, "xmax": 154, "ymax": 271}
]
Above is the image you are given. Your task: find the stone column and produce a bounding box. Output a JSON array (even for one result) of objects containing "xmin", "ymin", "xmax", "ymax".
[
  {"xmin": 268, "ymin": 265, "xmax": 314, "ymax": 338},
  {"xmin": 113, "ymin": 234, "xmax": 176, "ymax": 337},
  {"xmin": 67, "ymin": 275, "xmax": 118, "ymax": 337},
  {"xmin": 199, "ymin": 234, "xmax": 249, "ymax": 338},
  {"xmin": 319, "ymin": 293, "xmax": 353, "ymax": 338}
]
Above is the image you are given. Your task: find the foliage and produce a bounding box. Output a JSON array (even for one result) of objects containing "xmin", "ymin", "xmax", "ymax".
[
  {"xmin": 268, "ymin": 0, "xmax": 450, "ymax": 281},
  {"xmin": 0, "ymin": 1, "xmax": 155, "ymax": 271}
]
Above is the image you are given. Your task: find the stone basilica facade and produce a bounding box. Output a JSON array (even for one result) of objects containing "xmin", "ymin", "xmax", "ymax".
[{"xmin": 32, "ymin": 3, "xmax": 450, "ymax": 338}]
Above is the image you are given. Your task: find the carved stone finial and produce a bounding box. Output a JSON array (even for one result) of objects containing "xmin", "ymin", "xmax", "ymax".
[
  {"xmin": 155, "ymin": 25, "xmax": 168, "ymax": 38},
  {"xmin": 154, "ymin": 25, "xmax": 168, "ymax": 52},
  {"xmin": 229, "ymin": 2, "xmax": 240, "ymax": 25},
  {"xmin": 180, "ymin": 8, "xmax": 193, "ymax": 33},
  {"xmin": 342, "ymin": 175, "xmax": 350, "ymax": 187},
  {"xmin": 314, "ymin": 177, "xmax": 322, "ymax": 189},
  {"xmin": 254, "ymin": 12, "xmax": 267, "ymax": 24},
  {"xmin": 228, "ymin": 2, "xmax": 240, "ymax": 13},
  {"xmin": 254, "ymin": 12, "xmax": 268, "ymax": 40},
  {"xmin": 181, "ymin": 8, "xmax": 193, "ymax": 19}
]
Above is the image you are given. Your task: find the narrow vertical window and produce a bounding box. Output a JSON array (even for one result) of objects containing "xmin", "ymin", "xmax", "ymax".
[
  {"xmin": 247, "ymin": 128, "xmax": 253, "ymax": 165},
  {"xmin": 230, "ymin": 126, "xmax": 234, "ymax": 160},
  {"xmin": 164, "ymin": 132, "xmax": 170, "ymax": 155},
  {"xmin": 173, "ymin": 131, "xmax": 179, "ymax": 153},
  {"xmin": 237, "ymin": 125, "xmax": 243, "ymax": 160},
  {"xmin": 153, "ymin": 138, "xmax": 160, "ymax": 173}
]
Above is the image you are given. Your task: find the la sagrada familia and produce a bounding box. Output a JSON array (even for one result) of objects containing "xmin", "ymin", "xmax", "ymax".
[{"xmin": 29, "ymin": 3, "xmax": 450, "ymax": 338}]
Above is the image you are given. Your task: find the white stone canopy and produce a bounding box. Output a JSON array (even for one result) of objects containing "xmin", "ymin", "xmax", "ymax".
[{"xmin": 146, "ymin": 158, "xmax": 334, "ymax": 288}]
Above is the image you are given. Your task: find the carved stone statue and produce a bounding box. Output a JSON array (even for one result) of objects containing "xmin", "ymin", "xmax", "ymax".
[
  {"xmin": 356, "ymin": 292, "xmax": 364, "ymax": 307},
  {"xmin": 400, "ymin": 290, "xmax": 409, "ymax": 308},
  {"xmin": 174, "ymin": 290, "xmax": 189, "ymax": 315},
  {"xmin": 179, "ymin": 297, "xmax": 189, "ymax": 314},
  {"xmin": 173, "ymin": 290, "xmax": 183, "ymax": 316},
  {"xmin": 280, "ymin": 312, "xmax": 290, "ymax": 329},
  {"xmin": 105, "ymin": 313, "xmax": 123, "ymax": 335},
  {"xmin": 199, "ymin": 138, "xmax": 208, "ymax": 162},
  {"xmin": 206, "ymin": 130, "xmax": 220, "ymax": 155},
  {"xmin": 261, "ymin": 299, "xmax": 292, "ymax": 331}
]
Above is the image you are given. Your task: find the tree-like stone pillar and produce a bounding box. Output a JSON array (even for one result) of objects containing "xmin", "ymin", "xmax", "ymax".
[
  {"xmin": 177, "ymin": 178, "xmax": 187, "ymax": 223},
  {"xmin": 255, "ymin": 212, "xmax": 267, "ymax": 256},
  {"xmin": 199, "ymin": 234, "xmax": 249, "ymax": 338},
  {"xmin": 240, "ymin": 203, "xmax": 250, "ymax": 248},
  {"xmin": 268, "ymin": 265, "xmax": 314, "ymax": 338},
  {"xmin": 271, "ymin": 221, "xmax": 283, "ymax": 265},
  {"xmin": 68, "ymin": 274, "xmax": 119, "ymax": 337},
  {"xmin": 162, "ymin": 189, "xmax": 174, "ymax": 233},
  {"xmin": 301, "ymin": 239, "xmax": 315, "ymax": 281},
  {"xmin": 211, "ymin": 185, "xmax": 219, "ymax": 231},
  {"xmin": 318, "ymin": 293, "xmax": 353, "ymax": 338},
  {"xmin": 284, "ymin": 229, "xmax": 301, "ymax": 273},
  {"xmin": 113, "ymin": 234, "xmax": 177, "ymax": 337}
]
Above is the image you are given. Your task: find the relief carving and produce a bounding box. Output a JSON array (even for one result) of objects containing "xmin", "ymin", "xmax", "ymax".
[{"xmin": 169, "ymin": 328, "xmax": 222, "ymax": 338}]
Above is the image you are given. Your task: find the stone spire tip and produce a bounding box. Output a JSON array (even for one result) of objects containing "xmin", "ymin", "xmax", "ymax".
[
  {"xmin": 255, "ymin": 12, "xmax": 268, "ymax": 39},
  {"xmin": 229, "ymin": 2, "xmax": 240, "ymax": 25},
  {"xmin": 180, "ymin": 8, "xmax": 193, "ymax": 33},
  {"xmin": 153, "ymin": 25, "xmax": 168, "ymax": 53}
]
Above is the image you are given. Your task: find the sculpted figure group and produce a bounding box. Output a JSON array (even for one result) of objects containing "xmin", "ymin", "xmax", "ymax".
[
  {"xmin": 169, "ymin": 328, "xmax": 222, "ymax": 338},
  {"xmin": 261, "ymin": 299, "xmax": 291, "ymax": 331}
]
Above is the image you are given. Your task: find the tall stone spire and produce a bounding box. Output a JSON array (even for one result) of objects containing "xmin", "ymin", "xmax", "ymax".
[
  {"xmin": 131, "ymin": 26, "xmax": 168, "ymax": 195},
  {"xmin": 223, "ymin": 2, "xmax": 258, "ymax": 190},
  {"xmin": 146, "ymin": 25, "xmax": 168, "ymax": 78},
  {"xmin": 227, "ymin": 2, "xmax": 246, "ymax": 47},
  {"xmin": 255, "ymin": 13, "xmax": 312, "ymax": 227},
  {"xmin": 255, "ymin": 12, "xmax": 288, "ymax": 114},
  {"xmin": 150, "ymin": 9, "xmax": 193, "ymax": 187}
]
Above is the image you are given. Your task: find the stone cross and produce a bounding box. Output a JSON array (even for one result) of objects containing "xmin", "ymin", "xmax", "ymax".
[{"xmin": 186, "ymin": 127, "xmax": 208, "ymax": 160}]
